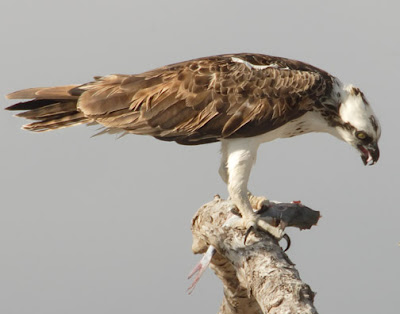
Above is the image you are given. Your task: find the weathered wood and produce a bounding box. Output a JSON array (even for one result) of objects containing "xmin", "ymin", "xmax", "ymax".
[{"xmin": 190, "ymin": 196, "xmax": 319, "ymax": 314}]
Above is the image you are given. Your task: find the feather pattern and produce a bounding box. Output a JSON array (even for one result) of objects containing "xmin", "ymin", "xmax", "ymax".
[{"xmin": 5, "ymin": 53, "xmax": 336, "ymax": 143}]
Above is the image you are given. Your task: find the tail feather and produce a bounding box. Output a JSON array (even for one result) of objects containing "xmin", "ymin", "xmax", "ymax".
[
  {"xmin": 5, "ymin": 86, "xmax": 92, "ymax": 132},
  {"xmin": 23, "ymin": 112, "xmax": 88, "ymax": 132},
  {"xmin": 6, "ymin": 99, "xmax": 56, "ymax": 111},
  {"xmin": 13, "ymin": 101, "xmax": 78, "ymax": 119},
  {"xmin": 6, "ymin": 85, "xmax": 80, "ymax": 100}
]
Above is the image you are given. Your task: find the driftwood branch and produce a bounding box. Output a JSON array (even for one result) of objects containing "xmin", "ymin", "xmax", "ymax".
[{"xmin": 190, "ymin": 196, "xmax": 320, "ymax": 314}]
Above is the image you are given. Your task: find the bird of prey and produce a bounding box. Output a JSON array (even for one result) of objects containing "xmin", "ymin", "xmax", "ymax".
[{"xmin": 5, "ymin": 53, "xmax": 381, "ymax": 238}]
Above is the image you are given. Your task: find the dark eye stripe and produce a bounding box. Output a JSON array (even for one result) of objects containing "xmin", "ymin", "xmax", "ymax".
[
  {"xmin": 362, "ymin": 136, "xmax": 373, "ymax": 144},
  {"xmin": 356, "ymin": 131, "xmax": 373, "ymax": 144},
  {"xmin": 370, "ymin": 116, "xmax": 379, "ymax": 133}
]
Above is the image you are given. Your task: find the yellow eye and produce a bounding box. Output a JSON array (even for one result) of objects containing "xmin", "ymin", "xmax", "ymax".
[{"xmin": 356, "ymin": 131, "xmax": 367, "ymax": 140}]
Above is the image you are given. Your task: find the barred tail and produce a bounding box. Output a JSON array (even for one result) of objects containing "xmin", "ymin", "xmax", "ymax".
[{"xmin": 5, "ymin": 85, "xmax": 92, "ymax": 132}]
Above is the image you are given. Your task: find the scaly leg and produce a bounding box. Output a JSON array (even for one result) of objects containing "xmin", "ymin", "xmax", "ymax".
[
  {"xmin": 221, "ymin": 142, "xmax": 270, "ymax": 211},
  {"xmin": 219, "ymin": 141, "xmax": 230, "ymax": 185},
  {"xmin": 222, "ymin": 139, "xmax": 284, "ymax": 239}
]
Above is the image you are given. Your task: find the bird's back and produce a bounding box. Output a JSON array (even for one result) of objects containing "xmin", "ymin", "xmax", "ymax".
[{"xmin": 6, "ymin": 53, "xmax": 336, "ymax": 145}]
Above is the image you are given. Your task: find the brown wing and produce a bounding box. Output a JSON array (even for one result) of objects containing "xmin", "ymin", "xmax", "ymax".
[
  {"xmin": 6, "ymin": 53, "xmax": 334, "ymax": 144},
  {"xmin": 74, "ymin": 53, "xmax": 333, "ymax": 144}
]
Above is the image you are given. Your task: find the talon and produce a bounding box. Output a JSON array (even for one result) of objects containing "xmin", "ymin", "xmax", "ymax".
[
  {"xmin": 230, "ymin": 207, "xmax": 242, "ymax": 217},
  {"xmin": 256, "ymin": 204, "xmax": 270, "ymax": 215},
  {"xmin": 244, "ymin": 226, "xmax": 254, "ymax": 244},
  {"xmin": 282, "ymin": 234, "xmax": 291, "ymax": 252}
]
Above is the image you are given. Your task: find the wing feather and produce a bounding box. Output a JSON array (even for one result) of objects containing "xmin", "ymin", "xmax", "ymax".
[
  {"xmin": 76, "ymin": 54, "xmax": 333, "ymax": 144},
  {"xmin": 7, "ymin": 53, "xmax": 334, "ymax": 143}
]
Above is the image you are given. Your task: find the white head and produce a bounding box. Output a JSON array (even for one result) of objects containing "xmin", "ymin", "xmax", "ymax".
[{"xmin": 334, "ymin": 85, "xmax": 381, "ymax": 165}]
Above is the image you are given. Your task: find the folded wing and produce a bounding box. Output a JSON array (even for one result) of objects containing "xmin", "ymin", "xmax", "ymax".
[{"xmin": 6, "ymin": 53, "xmax": 333, "ymax": 144}]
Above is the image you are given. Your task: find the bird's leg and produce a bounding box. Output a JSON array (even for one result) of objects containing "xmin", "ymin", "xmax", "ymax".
[
  {"xmin": 224, "ymin": 139, "xmax": 284, "ymax": 240},
  {"xmin": 219, "ymin": 142, "xmax": 229, "ymax": 185},
  {"xmin": 221, "ymin": 144, "xmax": 269, "ymax": 209},
  {"xmin": 221, "ymin": 143, "xmax": 270, "ymax": 212}
]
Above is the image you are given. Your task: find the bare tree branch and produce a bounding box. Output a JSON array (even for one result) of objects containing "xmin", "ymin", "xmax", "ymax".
[{"xmin": 190, "ymin": 196, "xmax": 319, "ymax": 314}]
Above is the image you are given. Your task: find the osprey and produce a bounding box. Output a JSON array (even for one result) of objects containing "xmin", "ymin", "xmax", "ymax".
[{"xmin": 5, "ymin": 53, "xmax": 381, "ymax": 238}]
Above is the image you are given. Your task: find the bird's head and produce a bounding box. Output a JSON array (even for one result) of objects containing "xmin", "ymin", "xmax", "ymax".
[{"xmin": 334, "ymin": 85, "xmax": 381, "ymax": 165}]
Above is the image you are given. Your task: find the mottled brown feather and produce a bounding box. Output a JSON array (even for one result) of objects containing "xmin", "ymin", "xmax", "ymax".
[{"xmin": 5, "ymin": 53, "xmax": 335, "ymax": 142}]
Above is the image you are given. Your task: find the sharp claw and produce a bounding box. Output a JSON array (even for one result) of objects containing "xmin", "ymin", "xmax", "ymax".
[
  {"xmin": 244, "ymin": 226, "xmax": 254, "ymax": 244},
  {"xmin": 230, "ymin": 207, "xmax": 242, "ymax": 217},
  {"xmin": 282, "ymin": 234, "xmax": 291, "ymax": 252},
  {"xmin": 256, "ymin": 204, "xmax": 270, "ymax": 215}
]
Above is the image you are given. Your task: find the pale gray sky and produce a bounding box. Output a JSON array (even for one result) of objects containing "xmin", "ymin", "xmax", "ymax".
[{"xmin": 1, "ymin": 1, "xmax": 398, "ymax": 313}]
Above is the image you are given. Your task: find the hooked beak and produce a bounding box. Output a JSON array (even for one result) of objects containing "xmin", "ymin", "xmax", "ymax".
[{"xmin": 358, "ymin": 142, "xmax": 380, "ymax": 166}]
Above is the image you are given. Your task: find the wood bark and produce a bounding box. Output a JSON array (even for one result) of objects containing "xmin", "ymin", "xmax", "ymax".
[{"xmin": 190, "ymin": 196, "xmax": 318, "ymax": 314}]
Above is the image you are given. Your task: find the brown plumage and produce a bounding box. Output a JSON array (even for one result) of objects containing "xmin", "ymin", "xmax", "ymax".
[
  {"xmin": 6, "ymin": 53, "xmax": 334, "ymax": 145},
  {"xmin": 5, "ymin": 53, "xmax": 381, "ymax": 243}
]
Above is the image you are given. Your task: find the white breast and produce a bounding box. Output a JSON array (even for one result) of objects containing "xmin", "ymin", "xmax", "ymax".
[{"xmin": 252, "ymin": 111, "xmax": 333, "ymax": 145}]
